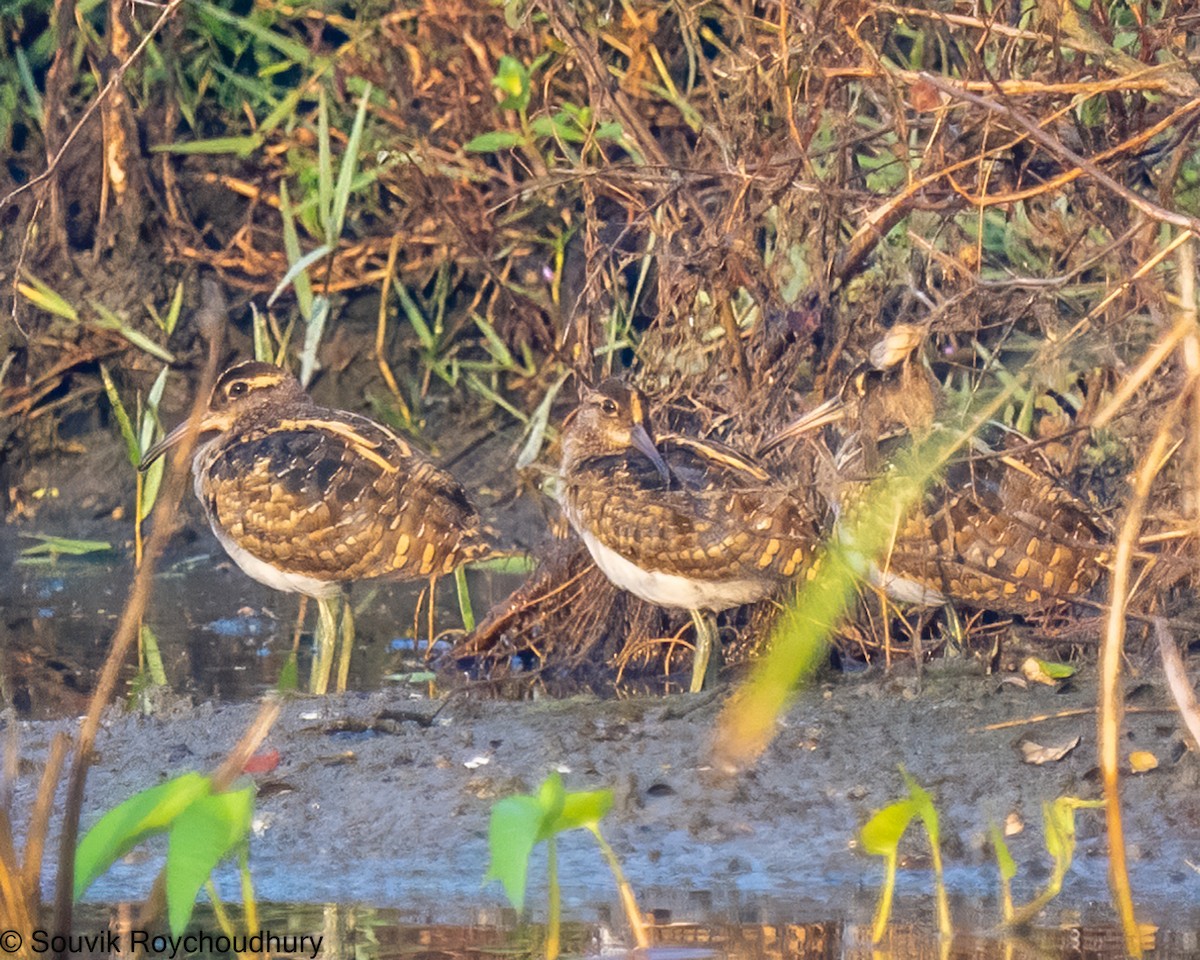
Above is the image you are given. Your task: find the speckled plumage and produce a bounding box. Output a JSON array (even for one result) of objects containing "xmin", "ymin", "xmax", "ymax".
[
  {"xmin": 144, "ymin": 361, "xmax": 488, "ymax": 598},
  {"xmin": 559, "ymin": 380, "xmax": 816, "ymax": 613},
  {"xmin": 852, "ymin": 450, "xmax": 1109, "ymax": 613},
  {"xmin": 770, "ymin": 356, "xmax": 1109, "ymax": 615}
]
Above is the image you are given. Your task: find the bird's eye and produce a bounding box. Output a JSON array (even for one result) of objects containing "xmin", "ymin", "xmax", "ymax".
[
  {"xmin": 600, "ymin": 398, "xmax": 618, "ymax": 415},
  {"xmin": 228, "ymin": 381, "xmax": 249, "ymax": 398}
]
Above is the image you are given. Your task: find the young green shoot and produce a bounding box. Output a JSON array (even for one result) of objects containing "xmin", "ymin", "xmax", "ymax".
[
  {"xmin": 859, "ymin": 770, "xmax": 951, "ymax": 944},
  {"xmin": 1007, "ymin": 796, "xmax": 1106, "ymax": 926},
  {"xmin": 485, "ymin": 772, "xmax": 647, "ymax": 960}
]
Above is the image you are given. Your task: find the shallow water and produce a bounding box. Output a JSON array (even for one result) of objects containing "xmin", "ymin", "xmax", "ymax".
[
  {"xmin": 7, "ymin": 528, "xmax": 1200, "ymax": 956},
  {"xmin": 56, "ymin": 899, "xmax": 1200, "ymax": 959},
  {"xmin": 1, "ymin": 532, "xmax": 525, "ymax": 717}
]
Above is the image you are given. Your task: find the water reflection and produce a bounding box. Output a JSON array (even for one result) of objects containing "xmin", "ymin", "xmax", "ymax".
[
  {"xmin": 62, "ymin": 903, "xmax": 1190, "ymax": 960},
  {"xmin": 0, "ymin": 544, "xmax": 526, "ymax": 718}
]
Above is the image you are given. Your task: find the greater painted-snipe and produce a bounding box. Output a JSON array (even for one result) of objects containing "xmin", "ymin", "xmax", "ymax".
[
  {"xmin": 763, "ymin": 328, "xmax": 1109, "ymax": 617},
  {"xmin": 559, "ymin": 379, "xmax": 819, "ymax": 691},
  {"xmin": 141, "ymin": 361, "xmax": 489, "ymax": 693}
]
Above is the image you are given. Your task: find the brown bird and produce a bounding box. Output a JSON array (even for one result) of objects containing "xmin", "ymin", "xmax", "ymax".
[
  {"xmin": 763, "ymin": 333, "xmax": 1109, "ymax": 618},
  {"xmin": 141, "ymin": 361, "xmax": 489, "ymax": 693},
  {"xmin": 559, "ymin": 379, "xmax": 819, "ymax": 691}
]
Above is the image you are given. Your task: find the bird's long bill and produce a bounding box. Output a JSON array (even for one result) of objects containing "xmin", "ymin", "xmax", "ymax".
[
  {"xmin": 758, "ymin": 396, "xmax": 847, "ymax": 455},
  {"xmin": 631, "ymin": 423, "xmax": 671, "ymax": 485},
  {"xmin": 138, "ymin": 413, "xmax": 222, "ymax": 472}
]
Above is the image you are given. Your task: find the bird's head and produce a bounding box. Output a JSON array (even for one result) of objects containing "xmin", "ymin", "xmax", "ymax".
[
  {"xmin": 139, "ymin": 361, "xmax": 306, "ymax": 470},
  {"xmin": 560, "ymin": 378, "xmax": 669, "ymax": 483}
]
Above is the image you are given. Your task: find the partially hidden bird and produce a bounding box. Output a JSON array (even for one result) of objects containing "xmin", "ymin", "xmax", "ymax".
[
  {"xmin": 558, "ymin": 378, "xmax": 819, "ymax": 691},
  {"xmin": 761, "ymin": 327, "xmax": 1110, "ymax": 618},
  {"xmin": 141, "ymin": 360, "xmax": 489, "ymax": 693}
]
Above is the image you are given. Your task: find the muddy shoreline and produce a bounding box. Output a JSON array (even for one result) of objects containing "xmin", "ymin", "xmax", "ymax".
[{"xmin": 9, "ymin": 661, "xmax": 1200, "ymax": 929}]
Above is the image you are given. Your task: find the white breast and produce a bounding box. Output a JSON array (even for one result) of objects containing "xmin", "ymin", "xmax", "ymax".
[
  {"xmin": 193, "ymin": 446, "xmax": 341, "ymax": 600},
  {"xmin": 871, "ymin": 565, "xmax": 946, "ymax": 606},
  {"xmin": 575, "ymin": 528, "xmax": 769, "ymax": 612},
  {"xmin": 210, "ymin": 524, "xmax": 342, "ymax": 599}
]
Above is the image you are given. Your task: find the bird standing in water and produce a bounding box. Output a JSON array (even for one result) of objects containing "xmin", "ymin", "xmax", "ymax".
[
  {"xmin": 558, "ymin": 379, "xmax": 818, "ymax": 691},
  {"xmin": 141, "ymin": 361, "xmax": 489, "ymax": 693}
]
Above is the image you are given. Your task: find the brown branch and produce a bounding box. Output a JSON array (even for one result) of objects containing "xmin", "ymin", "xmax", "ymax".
[
  {"xmin": 919, "ymin": 73, "xmax": 1200, "ymax": 236},
  {"xmin": 50, "ymin": 304, "xmax": 223, "ymax": 952},
  {"xmin": 4, "ymin": 0, "xmax": 187, "ymax": 333}
]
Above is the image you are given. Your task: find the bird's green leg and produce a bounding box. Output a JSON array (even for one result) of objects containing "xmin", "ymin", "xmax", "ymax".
[
  {"xmin": 311, "ymin": 595, "xmax": 338, "ymax": 695},
  {"xmin": 689, "ymin": 609, "xmax": 721, "ymax": 693},
  {"xmin": 335, "ymin": 592, "xmax": 355, "ymax": 694},
  {"xmin": 940, "ymin": 602, "xmax": 966, "ymax": 657}
]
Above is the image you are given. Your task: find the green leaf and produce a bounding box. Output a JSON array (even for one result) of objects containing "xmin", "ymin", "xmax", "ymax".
[
  {"xmin": 516, "ymin": 372, "xmax": 569, "ymax": 469},
  {"xmin": 464, "ymin": 129, "xmax": 526, "ymax": 153},
  {"xmin": 551, "ymin": 789, "xmax": 612, "ymax": 834},
  {"xmin": 75, "ymin": 773, "xmax": 212, "ymax": 900},
  {"xmin": 19, "ymin": 535, "xmax": 113, "ymax": 559},
  {"xmin": 595, "ymin": 122, "xmax": 624, "ymax": 142},
  {"xmin": 485, "ymin": 794, "xmax": 546, "ymax": 912},
  {"xmin": 140, "ymin": 624, "xmax": 169, "ymax": 687},
  {"xmin": 139, "ymin": 366, "xmax": 170, "ymax": 454},
  {"xmin": 194, "ymin": 1, "xmax": 311, "ymax": 61},
  {"xmin": 277, "ymin": 650, "xmax": 299, "ymax": 693},
  {"xmin": 279, "ymin": 182, "xmax": 314, "ymax": 319},
  {"xmin": 901, "ymin": 770, "xmax": 940, "ymax": 846},
  {"xmin": 393, "ymin": 280, "xmax": 436, "ymax": 353},
  {"xmin": 1033, "ymin": 658, "xmax": 1077, "ymax": 680},
  {"xmin": 493, "ymin": 55, "xmax": 530, "ymax": 111},
  {"xmin": 165, "ymin": 786, "xmax": 254, "ymax": 935},
  {"xmin": 331, "ymin": 83, "xmax": 372, "ymax": 241},
  {"xmin": 298, "ymin": 296, "xmax": 330, "ymax": 388},
  {"xmin": 18, "ymin": 275, "xmax": 79, "ymax": 321},
  {"xmin": 859, "ymin": 799, "xmax": 919, "ymax": 857},
  {"xmin": 989, "ymin": 823, "xmax": 1017, "ymax": 882},
  {"xmin": 90, "ymin": 303, "xmax": 175, "ymax": 363},
  {"xmin": 466, "ymin": 553, "xmax": 536, "ymax": 574},
  {"xmin": 151, "ymin": 135, "xmax": 263, "ymax": 157},
  {"xmin": 317, "ymin": 88, "xmax": 333, "ymax": 243},
  {"xmin": 100, "ymin": 365, "xmax": 140, "ymax": 467},
  {"xmin": 163, "ymin": 281, "xmax": 185, "ymax": 336},
  {"xmin": 267, "ymin": 245, "xmax": 333, "ymax": 308},
  {"xmin": 536, "ymin": 771, "xmax": 567, "ymax": 833}
]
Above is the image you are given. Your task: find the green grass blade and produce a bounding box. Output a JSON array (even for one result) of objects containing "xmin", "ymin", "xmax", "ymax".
[
  {"xmin": 18, "ymin": 275, "xmax": 79, "ymax": 321},
  {"xmin": 139, "ymin": 366, "xmax": 170, "ymax": 453},
  {"xmin": 151, "ymin": 135, "xmax": 263, "ymax": 156},
  {"xmin": 99, "ymin": 365, "xmax": 140, "ymax": 467},
  {"xmin": 318, "ymin": 87, "xmax": 334, "ymax": 244},
  {"xmin": 298, "ymin": 296, "xmax": 330, "ymax": 388},
  {"xmin": 454, "ymin": 566, "xmax": 475, "ymax": 633},
  {"xmin": 268, "ymin": 244, "xmax": 333, "ymax": 308},
  {"xmin": 140, "ymin": 624, "xmax": 169, "ymax": 687},
  {"xmin": 163, "ymin": 281, "xmax": 184, "ymax": 335},
  {"xmin": 332, "ymin": 83, "xmax": 372, "ymax": 240},
  {"xmin": 194, "ymin": 1, "xmax": 310, "ymax": 61},
  {"xmin": 279, "ymin": 181, "xmax": 314, "ymax": 319},
  {"xmin": 19, "ymin": 535, "xmax": 112, "ymax": 559}
]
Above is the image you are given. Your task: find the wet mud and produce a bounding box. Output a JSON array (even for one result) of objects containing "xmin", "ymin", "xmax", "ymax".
[{"xmin": 8, "ymin": 657, "xmax": 1200, "ymax": 935}]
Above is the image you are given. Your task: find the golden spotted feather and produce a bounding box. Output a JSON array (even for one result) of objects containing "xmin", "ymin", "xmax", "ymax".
[
  {"xmin": 140, "ymin": 361, "xmax": 490, "ymax": 601},
  {"xmin": 197, "ymin": 411, "xmax": 488, "ymax": 585},
  {"xmin": 857, "ymin": 452, "xmax": 1109, "ymax": 614},
  {"xmin": 563, "ymin": 434, "xmax": 815, "ymax": 588}
]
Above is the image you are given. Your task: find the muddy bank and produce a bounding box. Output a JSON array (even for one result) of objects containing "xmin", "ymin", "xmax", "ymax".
[{"xmin": 9, "ymin": 663, "xmax": 1200, "ymax": 929}]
